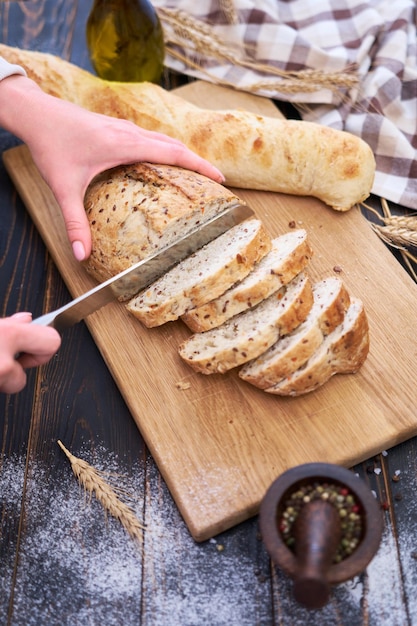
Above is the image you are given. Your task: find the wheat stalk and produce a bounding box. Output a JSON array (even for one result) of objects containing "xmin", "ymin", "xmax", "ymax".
[
  {"xmin": 157, "ymin": 8, "xmax": 359, "ymax": 96},
  {"xmin": 166, "ymin": 47, "xmax": 339, "ymax": 95},
  {"xmin": 378, "ymin": 215, "xmax": 417, "ymax": 231},
  {"xmin": 219, "ymin": 0, "xmax": 239, "ymax": 24},
  {"xmin": 362, "ymin": 202, "xmax": 417, "ymax": 247},
  {"xmin": 57, "ymin": 440, "xmax": 145, "ymax": 544},
  {"xmin": 361, "ymin": 200, "xmax": 417, "ymax": 282},
  {"xmin": 372, "ymin": 223, "xmax": 417, "ymax": 247}
]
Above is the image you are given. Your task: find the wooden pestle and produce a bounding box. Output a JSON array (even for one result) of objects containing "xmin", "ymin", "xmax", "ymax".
[
  {"xmin": 260, "ymin": 463, "xmax": 384, "ymax": 609},
  {"xmin": 292, "ymin": 499, "xmax": 342, "ymax": 609}
]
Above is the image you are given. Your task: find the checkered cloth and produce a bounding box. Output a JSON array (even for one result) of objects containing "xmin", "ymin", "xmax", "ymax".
[{"xmin": 155, "ymin": 0, "xmax": 417, "ymax": 210}]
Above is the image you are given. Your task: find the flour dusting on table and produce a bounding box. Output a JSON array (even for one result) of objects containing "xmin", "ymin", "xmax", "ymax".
[
  {"xmin": 1, "ymin": 448, "xmax": 416, "ymax": 625},
  {"xmin": 0, "ymin": 448, "xmax": 272, "ymax": 625}
]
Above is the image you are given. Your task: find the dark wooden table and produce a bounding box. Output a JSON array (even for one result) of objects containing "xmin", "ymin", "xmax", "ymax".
[{"xmin": 1, "ymin": 2, "xmax": 417, "ymax": 625}]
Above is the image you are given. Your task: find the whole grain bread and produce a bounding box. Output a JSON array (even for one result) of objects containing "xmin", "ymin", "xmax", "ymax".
[
  {"xmin": 0, "ymin": 44, "xmax": 376, "ymax": 211},
  {"xmin": 239, "ymin": 276, "xmax": 350, "ymax": 389},
  {"xmin": 265, "ymin": 297, "xmax": 369, "ymax": 396},
  {"xmin": 178, "ymin": 272, "xmax": 313, "ymax": 374},
  {"xmin": 127, "ymin": 218, "xmax": 271, "ymax": 327},
  {"xmin": 83, "ymin": 162, "xmax": 242, "ymax": 283},
  {"xmin": 181, "ymin": 229, "xmax": 313, "ymax": 332}
]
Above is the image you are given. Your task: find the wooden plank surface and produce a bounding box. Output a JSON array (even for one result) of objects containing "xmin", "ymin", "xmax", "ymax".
[{"xmin": 3, "ymin": 82, "xmax": 417, "ymax": 541}]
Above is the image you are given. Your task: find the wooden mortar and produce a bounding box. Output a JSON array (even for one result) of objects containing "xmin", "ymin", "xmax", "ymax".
[{"xmin": 259, "ymin": 462, "xmax": 383, "ymax": 610}]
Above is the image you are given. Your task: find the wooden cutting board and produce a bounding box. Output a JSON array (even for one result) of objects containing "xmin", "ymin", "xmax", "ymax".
[{"xmin": 4, "ymin": 81, "xmax": 417, "ymax": 541}]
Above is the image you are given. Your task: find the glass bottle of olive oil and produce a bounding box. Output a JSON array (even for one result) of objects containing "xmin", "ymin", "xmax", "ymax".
[{"xmin": 86, "ymin": 0, "xmax": 165, "ymax": 83}]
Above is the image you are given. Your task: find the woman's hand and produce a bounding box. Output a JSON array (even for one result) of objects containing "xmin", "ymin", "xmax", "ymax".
[
  {"xmin": 0, "ymin": 313, "xmax": 61, "ymax": 394},
  {"xmin": 26, "ymin": 105, "xmax": 225, "ymax": 262},
  {"xmin": 0, "ymin": 75, "xmax": 225, "ymax": 262}
]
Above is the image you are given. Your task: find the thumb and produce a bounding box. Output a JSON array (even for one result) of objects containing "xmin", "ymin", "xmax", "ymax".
[
  {"xmin": 57, "ymin": 193, "xmax": 92, "ymax": 261},
  {"xmin": 11, "ymin": 312, "xmax": 33, "ymax": 323}
]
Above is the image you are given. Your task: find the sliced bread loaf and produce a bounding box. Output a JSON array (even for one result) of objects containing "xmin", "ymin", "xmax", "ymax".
[
  {"xmin": 83, "ymin": 162, "xmax": 243, "ymax": 283},
  {"xmin": 126, "ymin": 218, "xmax": 272, "ymax": 327},
  {"xmin": 265, "ymin": 297, "xmax": 369, "ymax": 396},
  {"xmin": 178, "ymin": 272, "xmax": 313, "ymax": 374},
  {"xmin": 239, "ymin": 276, "xmax": 350, "ymax": 389},
  {"xmin": 181, "ymin": 229, "xmax": 313, "ymax": 332}
]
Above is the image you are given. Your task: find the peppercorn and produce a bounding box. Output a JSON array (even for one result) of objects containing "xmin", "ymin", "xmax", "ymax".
[{"xmin": 279, "ymin": 481, "xmax": 363, "ymax": 562}]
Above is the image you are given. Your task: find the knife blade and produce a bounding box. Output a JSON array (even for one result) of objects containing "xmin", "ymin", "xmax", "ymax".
[{"xmin": 32, "ymin": 203, "xmax": 254, "ymax": 332}]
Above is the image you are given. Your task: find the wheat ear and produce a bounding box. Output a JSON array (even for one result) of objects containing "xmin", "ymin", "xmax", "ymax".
[
  {"xmin": 362, "ymin": 200, "xmax": 417, "ymax": 282},
  {"xmin": 57, "ymin": 440, "xmax": 145, "ymax": 544},
  {"xmin": 219, "ymin": 0, "xmax": 239, "ymax": 24},
  {"xmin": 157, "ymin": 8, "xmax": 358, "ymax": 96}
]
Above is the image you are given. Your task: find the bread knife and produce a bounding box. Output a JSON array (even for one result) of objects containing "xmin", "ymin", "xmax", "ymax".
[{"xmin": 32, "ymin": 204, "xmax": 254, "ymax": 332}]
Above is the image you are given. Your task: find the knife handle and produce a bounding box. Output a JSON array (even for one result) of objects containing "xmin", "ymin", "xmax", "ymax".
[{"xmin": 31, "ymin": 310, "xmax": 61, "ymax": 328}]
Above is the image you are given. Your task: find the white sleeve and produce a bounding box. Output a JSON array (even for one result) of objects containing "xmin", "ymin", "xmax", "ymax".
[{"xmin": 0, "ymin": 56, "xmax": 27, "ymax": 81}]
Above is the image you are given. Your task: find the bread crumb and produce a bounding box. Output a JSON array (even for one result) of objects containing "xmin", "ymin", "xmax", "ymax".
[{"xmin": 176, "ymin": 381, "xmax": 191, "ymax": 390}]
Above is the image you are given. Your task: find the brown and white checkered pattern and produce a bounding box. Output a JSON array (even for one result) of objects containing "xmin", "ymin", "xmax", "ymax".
[{"xmin": 155, "ymin": 0, "xmax": 417, "ymax": 209}]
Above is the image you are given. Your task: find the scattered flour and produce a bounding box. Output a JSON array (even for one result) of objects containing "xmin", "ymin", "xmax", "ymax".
[
  {"xmin": 0, "ymin": 448, "xmax": 271, "ymax": 626},
  {"xmin": 0, "ymin": 450, "xmax": 144, "ymax": 625},
  {"xmin": 140, "ymin": 461, "xmax": 272, "ymax": 626},
  {"xmin": 1, "ymin": 448, "xmax": 417, "ymax": 625}
]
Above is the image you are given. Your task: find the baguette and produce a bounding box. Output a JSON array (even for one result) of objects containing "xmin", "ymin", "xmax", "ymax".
[
  {"xmin": 127, "ymin": 218, "xmax": 271, "ymax": 327},
  {"xmin": 265, "ymin": 297, "xmax": 369, "ymax": 396},
  {"xmin": 0, "ymin": 44, "xmax": 375, "ymax": 211},
  {"xmin": 239, "ymin": 276, "xmax": 350, "ymax": 389},
  {"xmin": 181, "ymin": 229, "xmax": 313, "ymax": 332},
  {"xmin": 83, "ymin": 161, "xmax": 242, "ymax": 283},
  {"xmin": 178, "ymin": 272, "xmax": 313, "ymax": 374}
]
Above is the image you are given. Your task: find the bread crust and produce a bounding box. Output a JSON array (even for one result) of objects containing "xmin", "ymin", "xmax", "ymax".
[
  {"xmin": 83, "ymin": 162, "xmax": 241, "ymax": 282},
  {"xmin": 239, "ymin": 277, "xmax": 350, "ymax": 388},
  {"xmin": 178, "ymin": 273, "xmax": 313, "ymax": 374},
  {"xmin": 265, "ymin": 298, "xmax": 369, "ymax": 396},
  {"xmin": 0, "ymin": 44, "xmax": 375, "ymax": 211},
  {"xmin": 127, "ymin": 219, "xmax": 271, "ymax": 327},
  {"xmin": 181, "ymin": 229, "xmax": 313, "ymax": 332}
]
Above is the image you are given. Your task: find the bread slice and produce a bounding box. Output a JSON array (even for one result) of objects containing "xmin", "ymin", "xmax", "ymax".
[
  {"xmin": 181, "ymin": 229, "xmax": 313, "ymax": 332},
  {"xmin": 239, "ymin": 276, "xmax": 350, "ymax": 389},
  {"xmin": 178, "ymin": 272, "xmax": 313, "ymax": 374},
  {"xmin": 265, "ymin": 297, "xmax": 369, "ymax": 396},
  {"xmin": 126, "ymin": 219, "xmax": 272, "ymax": 327},
  {"xmin": 83, "ymin": 162, "xmax": 243, "ymax": 284}
]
